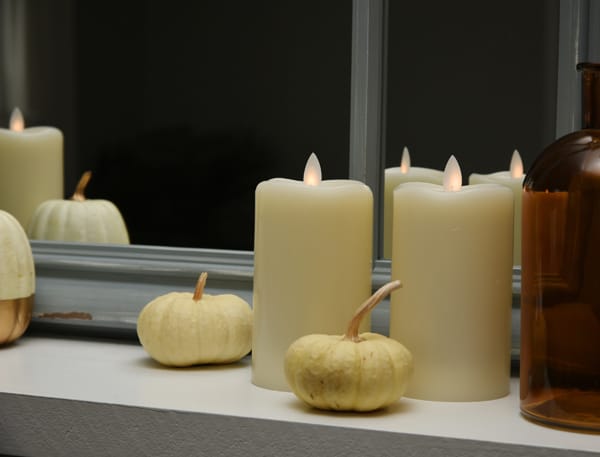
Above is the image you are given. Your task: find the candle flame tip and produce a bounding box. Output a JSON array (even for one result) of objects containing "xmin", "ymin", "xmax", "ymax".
[
  {"xmin": 400, "ymin": 147, "xmax": 411, "ymax": 173},
  {"xmin": 443, "ymin": 155, "xmax": 462, "ymax": 191},
  {"xmin": 303, "ymin": 153, "xmax": 322, "ymax": 186},
  {"xmin": 9, "ymin": 107, "xmax": 24, "ymax": 131},
  {"xmin": 510, "ymin": 149, "xmax": 524, "ymax": 178}
]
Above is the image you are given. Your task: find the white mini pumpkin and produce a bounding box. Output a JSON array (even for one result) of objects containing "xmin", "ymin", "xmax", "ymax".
[
  {"xmin": 27, "ymin": 171, "xmax": 129, "ymax": 244},
  {"xmin": 284, "ymin": 280, "xmax": 413, "ymax": 412},
  {"xmin": 137, "ymin": 272, "xmax": 253, "ymax": 366},
  {"xmin": 0, "ymin": 210, "xmax": 35, "ymax": 345}
]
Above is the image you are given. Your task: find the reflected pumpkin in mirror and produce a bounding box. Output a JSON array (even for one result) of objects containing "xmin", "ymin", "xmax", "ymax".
[{"xmin": 27, "ymin": 171, "xmax": 130, "ymax": 244}]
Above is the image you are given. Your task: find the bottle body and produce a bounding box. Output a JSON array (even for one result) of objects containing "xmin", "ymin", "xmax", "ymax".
[{"xmin": 520, "ymin": 129, "xmax": 600, "ymax": 430}]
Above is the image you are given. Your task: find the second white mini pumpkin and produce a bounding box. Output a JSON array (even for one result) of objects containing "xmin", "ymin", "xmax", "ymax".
[{"xmin": 137, "ymin": 272, "xmax": 253, "ymax": 366}]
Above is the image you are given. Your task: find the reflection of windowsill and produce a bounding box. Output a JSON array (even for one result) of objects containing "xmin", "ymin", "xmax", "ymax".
[{"xmin": 0, "ymin": 335, "xmax": 596, "ymax": 456}]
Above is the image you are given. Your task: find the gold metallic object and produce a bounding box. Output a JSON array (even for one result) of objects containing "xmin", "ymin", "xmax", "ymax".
[{"xmin": 0, "ymin": 295, "xmax": 34, "ymax": 345}]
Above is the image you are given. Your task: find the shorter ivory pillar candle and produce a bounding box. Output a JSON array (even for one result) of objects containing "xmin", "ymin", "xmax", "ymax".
[
  {"xmin": 383, "ymin": 147, "xmax": 443, "ymax": 258},
  {"xmin": 252, "ymin": 154, "xmax": 373, "ymax": 391},
  {"xmin": 390, "ymin": 156, "xmax": 513, "ymax": 401},
  {"xmin": 0, "ymin": 108, "xmax": 64, "ymax": 228},
  {"xmin": 469, "ymin": 150, "xmax": 525, "ymax": 265}
]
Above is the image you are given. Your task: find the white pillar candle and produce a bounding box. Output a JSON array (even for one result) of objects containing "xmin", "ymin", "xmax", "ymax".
[
  {"xmin": 469, "ymin": 150, "xmax": 525, "ymax": 265},
  {"xmin": 0, "ymin": 108, "xmax": 64, "ymax": 229},
  {"xmin": 383, "ymin": 147, "xmax": 443, "ymax": 258},
  {"xmin": 390, "ymin": 156, "xmax": 513, "ymax": 401},
  {"xmin": 252, "ymin": 153, "xmax": 373, "ymax": 391}
]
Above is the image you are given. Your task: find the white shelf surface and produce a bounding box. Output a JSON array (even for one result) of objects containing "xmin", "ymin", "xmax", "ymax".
[{"xmin": 0, "ymin": 335, "xmax": 598, "ymax": 456}]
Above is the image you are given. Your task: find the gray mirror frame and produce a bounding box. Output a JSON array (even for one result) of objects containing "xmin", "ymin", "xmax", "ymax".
[{"xmin": 31, "ymin": 0, "xmax": 596, "ymax": 340}]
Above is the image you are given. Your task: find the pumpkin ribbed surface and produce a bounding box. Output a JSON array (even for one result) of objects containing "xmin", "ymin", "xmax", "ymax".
[
  {"xmin": 137, "ymin": 291, "xmax": 252, "ymax": 367},
  {"xmin": 285, "ymin": 332, "xmax": 413, "ymax": 411},
  {"xmin": 27, "ymin": 199, "xmax": 129, "ymax": 244},
  {"xmin": 0, "ymin": 211, "xmax": 35, "ymax": 300}
]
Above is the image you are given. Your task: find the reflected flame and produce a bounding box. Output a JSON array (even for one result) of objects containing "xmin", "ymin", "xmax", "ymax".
[
  {"xmin": 303, "ymin": 153, "xmax": 322, "ymax": 186},
  {"xmin": 400, "ymin": 146, "xmax": 411, "ymax": 174},
  {"xmin": 443, "ymin": 155, "xmax": 462, "ymax": 191},
  {"xmin": 9, "ymin": 107, "xmax": 24, "ymax": 131},
  {"xmin": 510, "ymin": 149, "xmax": 524, "ymax": 178}
]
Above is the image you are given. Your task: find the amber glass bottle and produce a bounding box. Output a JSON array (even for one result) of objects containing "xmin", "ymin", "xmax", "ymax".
[{"xmin": 520, "ymin": 63, "xmax": 600, "ymax": 430}]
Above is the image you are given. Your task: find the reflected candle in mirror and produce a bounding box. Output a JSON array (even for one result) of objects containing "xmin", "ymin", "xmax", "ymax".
[
  {"xmin": 0, "ymin": 108, "xmax": 64, "ymax": 229},
  {"xmin": 390, "ymin": 156, "xmax": 513, "ymax": 401},
  {"xmin": 383, "ymin": 147, "xmax": 443, "ymax": 258},
  {"xmin": 469, "ymin": 149, "xmax": 525, "ymax": 265},
  {"xmin": 252, "ymin": 153, "xmax": 373, "ymax": 391}
]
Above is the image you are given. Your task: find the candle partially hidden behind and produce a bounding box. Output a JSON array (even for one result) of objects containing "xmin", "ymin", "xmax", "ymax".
[
  {"xmin": 469, "ymin": 149, "xmax": 524, "ymax": 265},
  {"xmin": 390, "ymin": 156, "xmax": 513, "ymax": 401},
  {"xmin": 252, "ymin": 153, "xmax": 373, "ymax": 391},
  {"xmin": 383, "ymin": 147, "xmax": 444, "ymax": 258}
]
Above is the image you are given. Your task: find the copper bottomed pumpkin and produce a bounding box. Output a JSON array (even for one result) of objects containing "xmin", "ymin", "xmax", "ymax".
[
  {"xmin": 0, "ymin": 210, "xmax": 35, "ymax": 345},
  {"xmin": 0, "ymin": 296, "xmax": 34, "ymax": 345}
]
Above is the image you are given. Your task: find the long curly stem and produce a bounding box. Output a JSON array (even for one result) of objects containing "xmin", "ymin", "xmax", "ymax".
[{"xmin": 344, "ymin": 280, "xmax": 402, "ymax": 342}]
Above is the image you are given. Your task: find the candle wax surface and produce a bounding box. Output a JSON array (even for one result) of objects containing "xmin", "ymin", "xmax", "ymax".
[
  {"xmin": 469, "ymin": 171, "xmax": 524, "ymax": 265},
  {"xmin": 390, "ymin": 182, "xmax": 514, "ymax": 401},
  {"xmin": 383, "ymin": 167, "xmax": 443, "ymax": 259},
  {"xmin": 0, "ymin": 126, "xmax": 64, "ymax": 229},
  {"xmin": 252, "ymin": 178, "xmax": 373, "ymax": 392}
]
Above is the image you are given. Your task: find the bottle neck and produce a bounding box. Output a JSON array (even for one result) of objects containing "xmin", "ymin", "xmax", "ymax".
[{"xmin": 580, "ymin": 64, "xmax": 600, "ymax": 129}]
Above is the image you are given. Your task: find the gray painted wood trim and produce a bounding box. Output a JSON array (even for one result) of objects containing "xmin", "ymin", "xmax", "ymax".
[
  {"xmin": 589, "ymin": 0, "xmax": 600, "ymax": 61},
  {"xmin": 349, "ymin": 0, "xmax": 387, "ymax": 258},
  {"xmin": 555, "ymin": 0, "xmax": 600, "ymax": 137},
  {"xmin": 29, "ymin": 240, "xmax": 393, "ymax": 338},
  {"xmin": 30, "ymin": 241, "xmax": 521, "ymax": 353}
]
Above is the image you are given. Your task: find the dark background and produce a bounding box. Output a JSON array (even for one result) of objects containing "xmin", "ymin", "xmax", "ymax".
[
  {"xmin": 0, "ymin": 0, "xmax": 559, "ymax": 251},
  {"xmin": 385, "ymin": 1, "xmax": 558, "ymax": 173}
]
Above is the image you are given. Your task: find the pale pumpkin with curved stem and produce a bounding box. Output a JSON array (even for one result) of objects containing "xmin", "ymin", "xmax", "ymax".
[
  {"xmin": 284, "ymin": 280, "xmax": 413, "ymax": 412},
  {"xmin": 27, "ymin": 171, "xmax": 129, "ymax": 244},
  {"xmin": 0, "ymin": 210, "xmax": 35, "ymax": 345},
  {"xmin": 137, "ymin": 272, "xmax": 253, "ymax": 367}
]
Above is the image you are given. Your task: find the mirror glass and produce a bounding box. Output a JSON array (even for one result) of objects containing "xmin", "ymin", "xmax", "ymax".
[
  {"xmin": 0, "ymin": 0, "xmax": 353, "ymax": 250},
  {"xmin": 385, "ymin": 1, "xmax": 559, "ymax": 175},
  {"xmin": 1, "ymin": 0, "xmax": 561, "ymax": 256}
]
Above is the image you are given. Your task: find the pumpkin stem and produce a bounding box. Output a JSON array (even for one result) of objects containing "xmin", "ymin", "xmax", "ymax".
[
  {"xmin": 193, "ymin": 272, "xmax": 208, "ymax": 301},
  {"xmin": 344, "ymin": 280, "xmax": 402, "ymax": 342},
  {"xmin": 71, "ymin": 171, "xmax": 92, "ymax": 202}
]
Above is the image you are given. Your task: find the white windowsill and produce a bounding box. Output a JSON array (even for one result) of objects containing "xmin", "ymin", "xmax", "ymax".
[{"xmin": 0, "ymin": 335, "xmax": 597, "ymax": 457}]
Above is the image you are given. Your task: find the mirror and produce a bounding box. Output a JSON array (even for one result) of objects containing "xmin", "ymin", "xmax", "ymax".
[
  {"xmin": 1, "ymin": 0, "xmax": 560, "ymax": 256},
  {"xmin": 0, "ymin": 0, "xmax": 353, "ymax": 250}
]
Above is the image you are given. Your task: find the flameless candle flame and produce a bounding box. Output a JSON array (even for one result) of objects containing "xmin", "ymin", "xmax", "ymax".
[
  {"xmin": 9, "ymin": 107, "xmax": 24, "ymax": 132},
  {"xmin": 510, "ymin": 149, "xmax": 524, "ymax": 178},
  {"xmin": 400, "ymin": 146, "xmax": 411, "ymax": 174},
  {"xmin": 303, "ymin": 153, "xmax": 322, "ymax": 186},
  {"xmin": 443, "ymin": 155, "xmax": 462, "ymax": 192}
]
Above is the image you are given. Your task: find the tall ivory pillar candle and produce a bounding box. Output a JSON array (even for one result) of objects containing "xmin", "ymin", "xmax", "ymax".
[
  {"xmin": 383, "ymin": 147, "xmax": 443, "ymax": 258},
  {"xmin": 252, "ymin": 153, "xmax": 373, "ymax": 391},
  {"xmin": 390, "ymin": 156, "xmax": 513, "ymax": 401},
  {"xmin": 0, "ymin": 108, "xmax": 64, "ymax": 229},
  {"xmin": 469, "ymin": 149, "xmax": 524, "ymax": 265}
]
